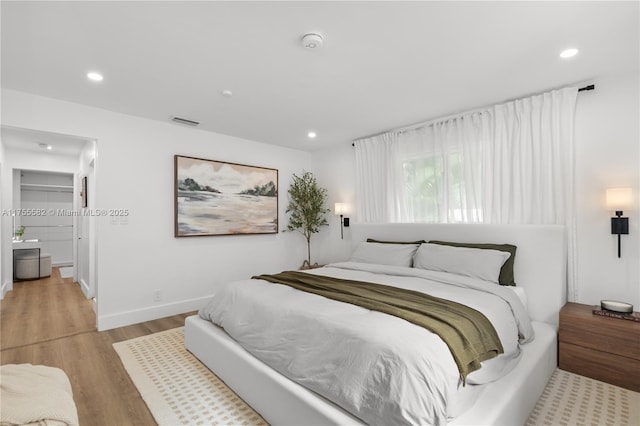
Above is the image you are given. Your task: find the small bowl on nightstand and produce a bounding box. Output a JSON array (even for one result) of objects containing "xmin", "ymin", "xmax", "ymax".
[{"xmin": 600, "ymin": 300, "xmax": 634, "ymax": 313}]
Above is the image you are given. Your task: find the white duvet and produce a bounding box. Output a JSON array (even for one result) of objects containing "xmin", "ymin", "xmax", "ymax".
[{"xmin": 199, "ymin": 262, "xmax": 534, "ymax": 426}]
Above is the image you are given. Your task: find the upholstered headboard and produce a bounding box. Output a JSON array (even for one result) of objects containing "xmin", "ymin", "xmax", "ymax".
[{"xmin": 350, "ymin": 223, "xmax": 567, "ymax": 328}]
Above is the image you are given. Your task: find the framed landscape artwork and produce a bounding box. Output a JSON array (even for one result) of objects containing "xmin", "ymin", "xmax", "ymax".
[{"xmin": 174, "ymin": 155, "xmax": 278, "ymax": 237}]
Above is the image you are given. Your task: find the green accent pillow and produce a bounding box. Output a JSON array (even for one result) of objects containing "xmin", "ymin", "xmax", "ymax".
[
  {"xmin": 427, "ymin": 240, "xmax": 517, "ymax": 286},
  {"xmin": 366, "ymin": 238, "xmax": 426, "ymax": 244}
]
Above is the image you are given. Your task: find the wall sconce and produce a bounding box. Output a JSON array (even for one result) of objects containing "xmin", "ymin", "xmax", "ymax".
[
  {"xmin": 606, "ymin": 188, "xmax": 632, "ymax": 258},
  {"xmin": 334, "ymin": 203, "xmax": 350, "ymax": 239}
]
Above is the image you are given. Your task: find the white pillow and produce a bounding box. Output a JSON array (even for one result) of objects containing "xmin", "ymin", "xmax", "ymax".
[
  {"xmin": 508, "ymin": 286, "xmax": 528, "ymax": 310},
  {"xmin": 350, "ymin": 242, "xmax": 420, "ymax": 267},
  {"xmin": 412, "ymin": 243, "xmax": 511, "ymax": 283}
]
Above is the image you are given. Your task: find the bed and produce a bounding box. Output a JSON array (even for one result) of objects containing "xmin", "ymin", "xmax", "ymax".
[{"xmin": 185, "ymin": 223, "xmax": 566, "ymax": 425}]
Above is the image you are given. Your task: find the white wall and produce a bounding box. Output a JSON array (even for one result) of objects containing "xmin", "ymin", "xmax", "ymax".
[
  {"xmin": 313, "ymin": 143, "xmax": 356, "ymax": 264},
  {"xmin": 76, "ymin": 141, "xmax": 97, "ymax": 298},
  {"xmin": 313, "ymin": 71, "xmax": 640, "ymax": 308},
  {"xmin": 574, "ymin": 72, "xmax": 639, "ymax": 307},
  {"xmin": 0, "ymin": 138, "xmax": 5, "ymax": 296},
  {"xmin": 1, "ymin": 89, "xmax": 312, "ymax": 330}
]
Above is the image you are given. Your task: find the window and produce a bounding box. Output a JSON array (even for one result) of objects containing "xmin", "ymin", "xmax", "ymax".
[{"xmin": 401, "ymin": 151, "xmax": 482, "ymax": 223}]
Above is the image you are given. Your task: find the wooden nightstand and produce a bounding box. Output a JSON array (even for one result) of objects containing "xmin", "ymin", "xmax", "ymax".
[{"xmin": 559, "ymin": 302, "xmax": 640, "ymax": 391}]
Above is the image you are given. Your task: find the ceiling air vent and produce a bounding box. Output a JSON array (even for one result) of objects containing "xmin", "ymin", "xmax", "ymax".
[{"xmin": 170, "ymin": 116, "xmax": 200, "ymax": 127}]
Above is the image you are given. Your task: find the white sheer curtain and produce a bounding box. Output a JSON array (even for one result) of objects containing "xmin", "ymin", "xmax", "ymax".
[
  {"xmin": 354, "ymin": 87, "xmax": 579, "ymax": 297},
  {"xmin": 354, "ymin": 132, "xmax": 399, "ymax": 222}
]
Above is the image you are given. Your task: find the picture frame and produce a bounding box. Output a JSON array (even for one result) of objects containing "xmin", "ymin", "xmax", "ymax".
[
  {"xmin": 174, "ymin": 155, "xmax": 278, "ymax": 237},
  {"xmin": 81, "ymin": 176, "xmax": 88, "ymax": 208}
]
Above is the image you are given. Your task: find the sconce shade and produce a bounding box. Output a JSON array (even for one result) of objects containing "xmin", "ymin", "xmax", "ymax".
[
  {"xmin": 335, "ymin": 203, "xmax": 346, "ymax": 215},
  {"xmin": 606, "ymin": 188, "xmax": 632, "ymax": 211}
]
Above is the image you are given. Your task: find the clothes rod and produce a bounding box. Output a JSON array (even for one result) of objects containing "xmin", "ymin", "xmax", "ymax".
[
  {"xmin": 352, "ymin": 84, "xmax": 596, "ymax": 146},
  {"xmin": 25, "ymin": 225, "xmax": 73, "ymax": 228}
]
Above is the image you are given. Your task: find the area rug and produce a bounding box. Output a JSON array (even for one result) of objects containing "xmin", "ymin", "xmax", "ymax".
[
  {"xmin": 113, "ymin": 328, "xmax": 267, "ymax": 426},
  {"xmin": 526, "ymin": 368, "xmax": 639, "ymax": 426},
  {"xmin": 114, "ymin": 327, "xmax": 639, "ymax": 426}
]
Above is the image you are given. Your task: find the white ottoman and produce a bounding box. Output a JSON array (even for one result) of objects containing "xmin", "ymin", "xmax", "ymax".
[{"xmin": 14, "ymin": 251, "xmax": 52, "ymax": 280}]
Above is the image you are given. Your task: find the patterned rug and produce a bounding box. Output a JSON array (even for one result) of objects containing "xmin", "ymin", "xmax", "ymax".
[
  {"xmin": 526, "ymin": 368, "xmax": 639, "ymax": 426},
  {"xmin": 113, "ymin": 328, "xmax": 267, "ymax": 426},
  {"xmin": 114, "ymin": 327, "xmax": 639, "ymax": 426}
]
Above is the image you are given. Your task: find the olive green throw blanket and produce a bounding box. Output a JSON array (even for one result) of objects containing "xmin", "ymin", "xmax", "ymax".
[{"xmin": 253, "ymin": 271, "xmax": 504, "ymax": 383}]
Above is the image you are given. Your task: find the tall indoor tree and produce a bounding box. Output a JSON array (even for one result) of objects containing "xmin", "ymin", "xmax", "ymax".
[{"xmin": 286, "ymin": 171, "xmax": 330, "ymax": 268}]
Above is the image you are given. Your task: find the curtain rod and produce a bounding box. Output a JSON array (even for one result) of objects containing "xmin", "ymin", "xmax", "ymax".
[{"xmin": 352, "ymin": 84, "xmax": 595, "ymax": 146}]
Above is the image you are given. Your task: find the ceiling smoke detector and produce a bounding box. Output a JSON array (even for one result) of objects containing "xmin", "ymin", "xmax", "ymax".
[{"xmin": 301, "ymin": 33, "xmax": 323, "ymax": 50}]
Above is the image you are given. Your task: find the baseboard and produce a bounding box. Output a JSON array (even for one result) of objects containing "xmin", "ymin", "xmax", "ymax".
[
  {"xmin": 1, "ymin": 280, "xmax": 12, "ymax": 299},
  {"xmin": 79, "ymin": 279, "xmax": 91, "ymax": 298},
  {"xmin": 97, "ymin": 295, "xmax": 211, "ymax": 331}
]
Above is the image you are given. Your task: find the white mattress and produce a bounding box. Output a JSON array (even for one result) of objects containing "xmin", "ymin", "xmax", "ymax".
[{"xmin": 185, "ymin": 316, "xmax": 557, "ymax": 425}]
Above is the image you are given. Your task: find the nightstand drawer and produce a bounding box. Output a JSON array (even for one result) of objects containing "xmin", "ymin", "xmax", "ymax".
[
  {"xmin": 559, "ymin": 303, "xmax": 640, "ymax": 361},
  {"xmin": 559, "ymin": 322, "xmax": 640, "ymax": 360},
  {"xmin": 559, "ymin": 342, "xmax": 640, "ymax": 392}
]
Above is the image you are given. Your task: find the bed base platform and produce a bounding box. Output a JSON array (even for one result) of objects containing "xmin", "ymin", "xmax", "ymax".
[{"xmin": 185, "ymin": 315, "xmax": 557, "ymax": 426}]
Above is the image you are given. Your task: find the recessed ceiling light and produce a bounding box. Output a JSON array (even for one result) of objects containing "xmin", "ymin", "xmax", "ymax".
[
  {"xmin": 221, "ymin": 90, "xmax": 233, "ymax": 97},
  {"xmin": 307, "ymin": 131, "xmax": 317, "ymax": 139},
  {"xmin": 559, "ymin": 48, "xmax": 579, "ymax": 59},
  {"xmin": 38, "ymin": 143, "xmax": 52, "ymax": 150},
  {"xmin": 87, "ymin": 71, "xmax": 104, "ymax": 82}
]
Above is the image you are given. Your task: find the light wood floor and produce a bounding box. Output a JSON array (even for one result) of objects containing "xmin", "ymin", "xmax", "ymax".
[{"xmin": 1, "ymin": 268, "xmax": 195, "ymax": 426}]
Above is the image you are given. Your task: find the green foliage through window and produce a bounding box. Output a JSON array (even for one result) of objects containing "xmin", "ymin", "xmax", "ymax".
[{"xmin": 402, "ymin": 152, "xmax": 481, "ymax": 222}]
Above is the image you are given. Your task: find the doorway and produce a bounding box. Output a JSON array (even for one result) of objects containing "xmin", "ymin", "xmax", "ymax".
[{"xmin": 0, "ymin": 126, "xmax": 98, "ymax": 327}]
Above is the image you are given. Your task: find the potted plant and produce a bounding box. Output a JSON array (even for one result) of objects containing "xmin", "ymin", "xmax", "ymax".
[
  {"xmin": 285, "ymin": 171, "xmax": 330, "ymax": 269},
  {"xmin": 14, "ymin": 226, "xmax": 26, "ymax": 241}
]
